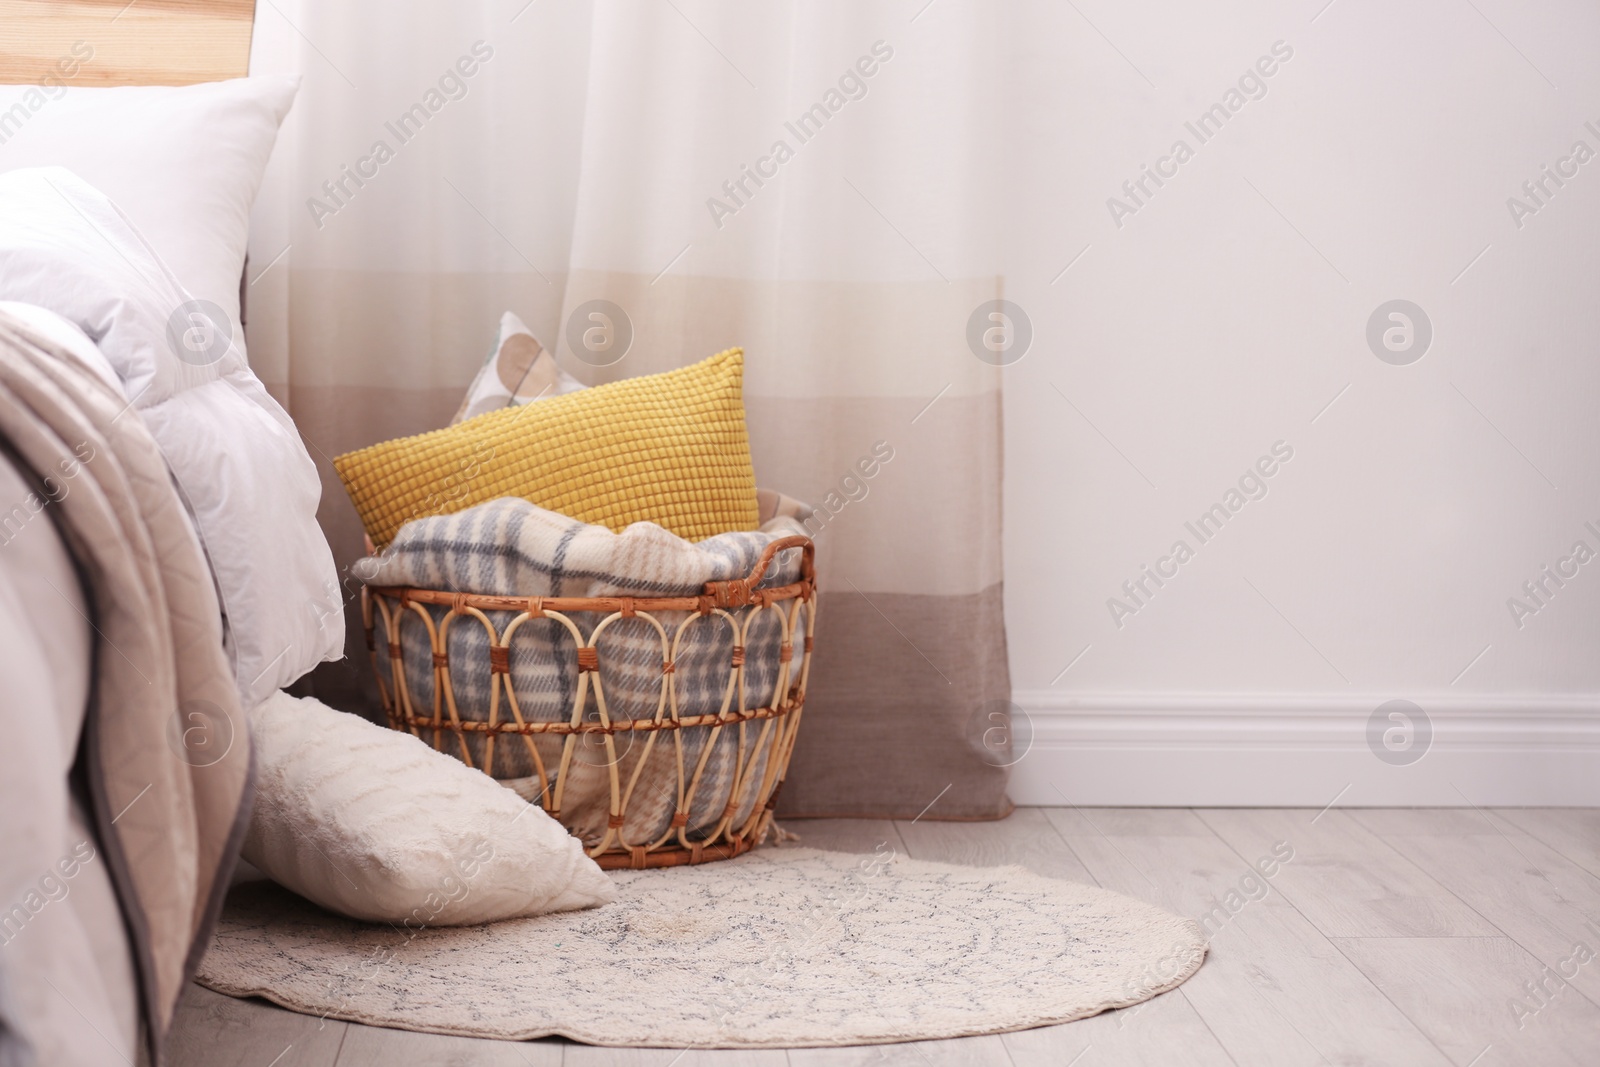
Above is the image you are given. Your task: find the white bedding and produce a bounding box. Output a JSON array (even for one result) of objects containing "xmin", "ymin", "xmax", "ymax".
[
  {"xmin": 0, "ymin": 74, "xmax": 300, "ymax": 367},
  {"xmin": 0, "ymin": 168, "xmax": 342, "ymax": 708},
  {"xmin": 0, "ymin": 76, "xmax": 332, "ymax": 1067},
  {"xmin": 0, "ymin": 277, "xmax": 296, "ymax": 1067},
  {"xmin": 0, "ymin": 450, "xmax": 139, "ymax": 1065},
  {"xmin": 0, "ymin": 304, "xmax": 260, "ymax": 1066}
]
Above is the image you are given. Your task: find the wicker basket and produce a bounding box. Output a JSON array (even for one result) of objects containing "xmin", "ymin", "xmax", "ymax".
[{"xmin": 361, "ymin": 535, "xmax": 816, "ymax": 869}]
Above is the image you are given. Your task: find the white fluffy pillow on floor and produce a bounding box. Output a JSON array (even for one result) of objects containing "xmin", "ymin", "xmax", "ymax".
[{"xmin": 243, "ymin": 693, "xmax": 614, "ymax": 925}]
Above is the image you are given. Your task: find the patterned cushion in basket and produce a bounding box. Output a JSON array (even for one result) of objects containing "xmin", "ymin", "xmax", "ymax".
[{"xmin": 451, "ymin": 311, "xmax": 585, "ymax": 425}]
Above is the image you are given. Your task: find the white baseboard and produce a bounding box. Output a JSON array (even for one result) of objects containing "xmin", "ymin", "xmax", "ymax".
[{"xmin": 1007, "ymin": 691, "xmax": 1600, "ymax": 807}]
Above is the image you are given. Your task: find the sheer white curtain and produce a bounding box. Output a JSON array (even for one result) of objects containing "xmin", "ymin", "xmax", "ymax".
[{"xmin": 249, "ymin": 0, "xmax": 1011, "ymax": 817}]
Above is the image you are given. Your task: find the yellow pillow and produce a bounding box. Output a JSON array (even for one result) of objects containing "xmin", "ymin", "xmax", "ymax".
[{"xmin": 334, "ymin": 348, "xmax": 759, "ymax": 549}]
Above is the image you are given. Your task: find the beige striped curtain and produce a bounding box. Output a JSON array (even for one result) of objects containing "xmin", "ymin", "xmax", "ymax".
[{"xmin": 249, "ymin": 0, "xmax": 1011, "ymax": 818}]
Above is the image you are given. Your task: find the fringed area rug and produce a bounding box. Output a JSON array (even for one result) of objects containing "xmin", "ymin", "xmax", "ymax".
[{"xmin": 196, "ymin": 846, "xmax": 1206, "ymax": 1048}]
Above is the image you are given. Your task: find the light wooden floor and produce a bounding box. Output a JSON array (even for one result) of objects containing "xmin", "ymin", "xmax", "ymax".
[{"xmin": 171, "ymin": 807, "xmax": 1600, "ymax": 1067}]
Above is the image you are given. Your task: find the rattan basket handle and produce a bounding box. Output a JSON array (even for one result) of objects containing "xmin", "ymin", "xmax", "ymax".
[{"xmin": 703, "ymin": 535, "xmax": 814, "ymax": 608}]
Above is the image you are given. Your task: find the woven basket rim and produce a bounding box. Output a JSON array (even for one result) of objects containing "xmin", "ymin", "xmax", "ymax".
[
  {"xmin": 364, "ymin": 578, "xmax": 812, "ymax": 615},
  {"xmin": 363, "ymin": 533, "xmax": 816, "ymax": 614}
]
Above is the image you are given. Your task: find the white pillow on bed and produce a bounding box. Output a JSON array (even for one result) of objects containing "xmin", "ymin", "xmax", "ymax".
[
  {"xmin": 0, "ymin": 169, "xmax": 342, "ymax": 709},
  {"xmin": 244, "ymin": 693, "xmax": 615, "ymax": 925},
  {"xmin": 0, "ymin": 74, "xmax": 298, "ymax": 359}
]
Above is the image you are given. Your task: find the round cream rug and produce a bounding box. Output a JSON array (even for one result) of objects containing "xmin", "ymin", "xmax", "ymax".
[{"xmin": 197, "ymin": 846, "xmax": 1206, "ymax": 1048}]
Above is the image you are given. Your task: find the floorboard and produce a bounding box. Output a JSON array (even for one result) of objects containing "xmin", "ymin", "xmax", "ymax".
[
  {"xmin": 1048, "ymin": 811, "xmax": 1449, "ymax": 1066},
  {"xmin": 780, "ymin": 817, "xmax": 906, "ymax": 857},
  {"xmin": 1197, "ymin": 808, "xmax": 1499, "ymax": 938},
  {"xmin": 563, "ymin": 1048, "xmax": 789, "ymax": 1066},
  {"xmin": 170, "ymin": 985, "xmax": 348, "ymax": 1067},
  {"xmin": 1352, "ymin": 807, "xmax": 1600, "ymax": 1013},
  {"xmin": 1333, "ymin": 935, "xmax": 1600, "ymax": 1067},
  {"xmin": 1001, "ymin": 983, "xmax": 1236, "ymax": 1067},
  {"xmin": 1345, "ymin": 807, "xmax": 1513, "ymax": 839},
  {"xmin": 1493, "ymin": 808, "xmax": 1600, "ymax": 882},
  {"xmin": 1046, "ymin": 806, "xmax": 1218, "ymax": 838},
  {"xmin": 335, "ymin": 1023, "xmax": 562, "ymax": 1066},
  {"xmin": 894, "ymin": 805, "xmax": 1094, "ymax": 883},
  {"xmin": 789, "ymin": 1034, "xmax": 1014, "ymax": 1066}
]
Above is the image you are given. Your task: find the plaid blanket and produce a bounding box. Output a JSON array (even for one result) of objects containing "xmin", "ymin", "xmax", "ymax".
[{"xmin": 357, "ymin": 493, "xmax": 811, "ymax": 847}]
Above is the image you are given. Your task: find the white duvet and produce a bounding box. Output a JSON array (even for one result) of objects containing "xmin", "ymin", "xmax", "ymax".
[{"xmin": 0, "ymin": 167, "xmax": 341, "ymax": 707}]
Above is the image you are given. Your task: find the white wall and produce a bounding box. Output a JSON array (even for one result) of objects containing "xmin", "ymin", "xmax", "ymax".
[{"xmin": 1000, "ymin": 0, "xmax": 1600, "ymax": 804}]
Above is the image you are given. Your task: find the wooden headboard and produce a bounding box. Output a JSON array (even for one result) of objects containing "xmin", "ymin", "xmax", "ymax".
[{"xmin": 0, "ymin": 0, "xmax": 254, "ymax": 87}]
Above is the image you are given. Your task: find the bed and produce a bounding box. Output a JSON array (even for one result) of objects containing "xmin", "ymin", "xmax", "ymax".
[{"xmin": 0, "ymin": 6, "xmax": 340, "ymax": 1065}]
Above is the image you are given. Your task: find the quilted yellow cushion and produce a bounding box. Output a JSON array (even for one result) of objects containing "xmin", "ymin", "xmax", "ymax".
[{"xmin": 334, "ymin": 348, "xmax": 759, "ymax": 549}]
